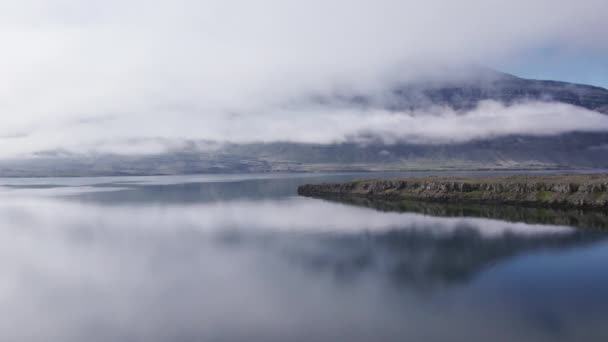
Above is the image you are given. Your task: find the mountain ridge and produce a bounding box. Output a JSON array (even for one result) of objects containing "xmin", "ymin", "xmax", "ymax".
[
  {"xmin": 2, "ymin": 68, "xmax": 608, "ymax": 176},
  {"xmin": 326, "ymin": 67, "xmax": 608, "ymax": 113}
]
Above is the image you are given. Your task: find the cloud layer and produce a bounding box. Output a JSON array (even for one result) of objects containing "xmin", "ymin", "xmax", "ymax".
[
  {"xmin": 5, "ymin": 100, "xmax": 608, "ymax": 157},
  {"xmin": 1, "ymin": 0, "xmax": 608, "ymax": 157}
]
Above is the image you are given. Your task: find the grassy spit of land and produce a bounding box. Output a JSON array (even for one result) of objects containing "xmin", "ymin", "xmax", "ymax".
[{"xmin": 297, "ymin": 174, "xmax": 608, "ymax": 209}]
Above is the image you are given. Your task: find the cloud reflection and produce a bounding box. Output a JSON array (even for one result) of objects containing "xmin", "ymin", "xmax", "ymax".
[{"xmin": 0, "ymin": 185, "xmax": 603, "ymax": 342}]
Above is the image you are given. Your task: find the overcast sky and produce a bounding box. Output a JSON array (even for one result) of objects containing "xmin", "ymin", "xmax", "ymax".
[{"xmin": 1, "ymin": 0, "xmax": 608, "ymax": 157}]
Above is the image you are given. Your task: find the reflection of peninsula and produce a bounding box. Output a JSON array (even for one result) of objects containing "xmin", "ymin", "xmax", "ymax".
[
  {"xmin": 318, "ymin": 196, "xmax": 608, "ymax": 231},
  {"xmin": 218, "ymin": 226, "xmax": 603, "ymax": 291}
]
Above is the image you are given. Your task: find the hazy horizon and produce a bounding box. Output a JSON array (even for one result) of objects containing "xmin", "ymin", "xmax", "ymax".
[{"xmin": 1, "ymin": 0, "xmax": 608, "ymax": 159}]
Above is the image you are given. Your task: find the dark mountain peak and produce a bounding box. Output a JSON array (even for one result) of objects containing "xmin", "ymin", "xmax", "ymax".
[
  {"xmin": 438, "ymin": 65, "xmax": 519, "ymax": 82},
  {"xmin": 306, "ymin": 66, "xmax": 608, "ymax": 114},
  {"xmin": 368, "ymin": 66, "xmax": 608, "ymax": 113}
]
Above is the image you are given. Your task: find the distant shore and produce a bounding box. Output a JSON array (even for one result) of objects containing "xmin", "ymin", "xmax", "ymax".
[{"xmin": 298, "ymin": 173, "xmax": 608, "ymax": 210}]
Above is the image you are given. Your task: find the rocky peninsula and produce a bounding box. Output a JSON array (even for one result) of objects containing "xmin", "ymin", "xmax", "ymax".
[{"xmin": 298, "ymin": 173, "xmax": 608, "ymax": 210}]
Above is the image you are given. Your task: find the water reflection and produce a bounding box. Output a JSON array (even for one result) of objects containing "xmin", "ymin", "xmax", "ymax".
[
  {"xmin": 317, "ymin": 196, "xmax": 608, "ymax": 231},
  {"xmin": 0, "ymin": 174, "xmax": 606, "ymax": 342},
  {"xmin": 218, "ymin": 225, "xmax": 599, "ymax": 291}
]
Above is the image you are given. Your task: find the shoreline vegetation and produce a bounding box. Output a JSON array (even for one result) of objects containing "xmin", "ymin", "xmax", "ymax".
[{"xmin": 298, "ymin": 174, "xmax": 608, "ymax": 210}]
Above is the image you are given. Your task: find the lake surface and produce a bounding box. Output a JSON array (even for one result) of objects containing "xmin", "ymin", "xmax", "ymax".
[{"xmin": 1, "ymin": 171, "xmax": 607, "ymax": 342}]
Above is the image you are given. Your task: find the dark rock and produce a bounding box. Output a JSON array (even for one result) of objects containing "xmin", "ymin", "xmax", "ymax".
[{"xmin": 298, "ymin": 174, "xmax": 608, "ymax": 210}]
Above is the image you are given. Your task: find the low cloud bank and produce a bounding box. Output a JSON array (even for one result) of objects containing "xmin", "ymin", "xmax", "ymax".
[{"xmin": 2, "ymin": 100, "xmax": 608, "ymax": 157}]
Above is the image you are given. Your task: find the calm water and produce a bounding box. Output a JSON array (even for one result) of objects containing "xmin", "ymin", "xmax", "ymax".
[{"xmin": 1, "ymin": 172, "xmax": 607, "ymax": 342}]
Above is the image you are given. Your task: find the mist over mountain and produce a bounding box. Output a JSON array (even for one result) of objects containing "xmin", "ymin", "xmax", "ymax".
[
  {"xmin": 3, "ymin": 68, "xmax": 608, "ymax": 177},
  {"xmin": 2, "ymin": 1, "xmax": 608, "ymax": 176},
  {"xmin": 332, "ymin": 67, "xmax": 608, "ymax": 113}
]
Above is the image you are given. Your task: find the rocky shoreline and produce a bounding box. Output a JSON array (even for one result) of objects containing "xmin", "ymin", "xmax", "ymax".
[{"xmin": 297, "ymin": 174, "xmax": 608, "ymax": 210}]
